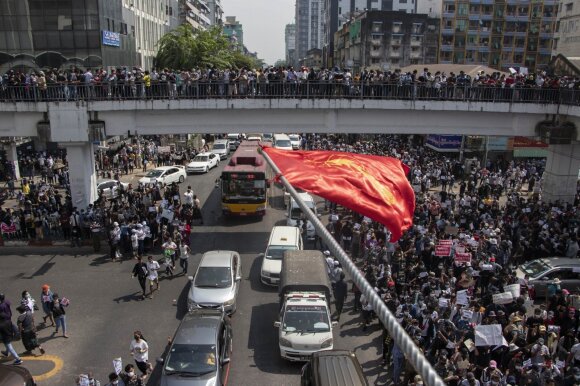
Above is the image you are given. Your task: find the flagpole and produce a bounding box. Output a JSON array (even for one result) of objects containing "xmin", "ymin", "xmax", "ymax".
[{"xmin": 259, "ymin": 148, "xmax": 446, "ymax": 386}]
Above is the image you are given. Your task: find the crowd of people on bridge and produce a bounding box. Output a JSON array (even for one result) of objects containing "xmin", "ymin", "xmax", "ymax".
[
  {"xmin": 0, "ymin": 132, "xmax": 579, "ymax": 385},
  {"xmin": 1, "ymin": 65, "xmax": 579, "ymax": 103}
]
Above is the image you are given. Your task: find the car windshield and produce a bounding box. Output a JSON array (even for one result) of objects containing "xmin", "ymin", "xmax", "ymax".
[
  {"xmin": 283, "ymin": 306, "xmax": 330, "ymax": 333},
  {"xmin": 195, "ymin": 267, "xmax": 232, "ymax": 288},
  {"xmin": 164, "ymin": 343, "xmax": 217, "ymax": 375},
  {"xmin": 290, "ymin": 206, "xmax": 315, "ymax": 220},
  {"xmin": 276, "ymin": 140, "xmax": 292, "ymax": 148},
  {"xmin": 213, "ymin": 144, "xmax": 226, "ymax": 150},
  {"xmin": 145, "ymin": 170, "xmax": 164, "ymax": 178},
  {"xmin": 289, "ymin": 135, "xmax": 300, "ymax": 141},
  {"xmin": 520, "ymin": 260, "xmax": 552, "ymax": 278},
  {"xmin": 193, "ymin": 156, "xmax": 209, "ymax": 162},
  {"xmin": 266, "ymin": 245, "xmax": 296, "ymax": 260}
]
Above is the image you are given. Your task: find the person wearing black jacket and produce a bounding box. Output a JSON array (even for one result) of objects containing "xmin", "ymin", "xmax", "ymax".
[
  {"xmin": 132, "ymin": 256, "xmax": 149, "ymax": 300},
  {"xmin": 0, "ymin": 312, "xmax": 21, "ymax": 365},
  {"xmin": 333, "ymin": 272, "xmax": 348, "ymax": 321}
]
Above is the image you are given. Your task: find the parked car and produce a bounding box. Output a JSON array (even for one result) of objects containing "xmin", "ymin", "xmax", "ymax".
[
  {"xmin": 227, "ymin": 133, "xmax": 241, "ymax": 151},
  {"xmin": 96, "ymin": 179, "xmax": 129, "ymax": 199},
  {"xmin": 188, "ymin": 250, "xmax": 242, "ymax": 314},
  {"xmin": 0, "ymin": 363, "xmax": 36, "ymax": 386},
  {"xmin": 288, "ymin": 134, "xmax": 302, "ymax": 150},
  {"xmin": 157, "ymin": 309, "xmax": 232, "ymax": 386},
  {"xmin": 186, "ymin": 152, "xmax": 220, "ymax": 174},
  {"xmin": 139, "ymin": 166, "xmax": 186, "ymax": 185},
  {"xmin": 262, "ymin": 133, "xmax": 273, "ymax": 143},
  {"xmin": 516, "ymin": 257, "xmax": 580, "ymax": 298},
  {"xmin": 301, "ymin": 350, "xmax": 368, "ymax": 386}
]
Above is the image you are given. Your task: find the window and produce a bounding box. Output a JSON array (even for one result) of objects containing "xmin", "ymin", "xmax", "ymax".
[{"xmin": 566, "ymin": 3, "xmax": 573, "ymax": 11}]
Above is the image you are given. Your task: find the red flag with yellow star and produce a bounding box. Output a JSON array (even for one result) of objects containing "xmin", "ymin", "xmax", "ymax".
[{"xmin": 262, "ymin": 147, "xmax": 415, "ymax": 241}]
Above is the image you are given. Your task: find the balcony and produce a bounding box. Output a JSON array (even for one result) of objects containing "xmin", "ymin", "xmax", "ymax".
[
  {"xmin": 478, "ymin": 46, "xmax": 490, "ymax": 52},
  {"xmin": 389, "ymin": 51, "xmax": 401, "ymax": 58},
  {"xmin": 514, "ymin": 46, "xmax": 524, "ymax": 52},
  {"xmin": 443, "ymin": 12, "xmax": 455, "ymax": 18},
  {"xmin": 371, "ymin": 38, "xmax": 382, "ymax": 45},
  {"xmin": 481, "ymin": 0, "xmax": 494, "ymax": 4},
  {"xmin": 391, "ymin": 39, "xmax": 402, "ymax": 46},
  {"xmin": 410, "ymin": 52, "xmax": 422, "ymax": 59},
  {"xmin": 480, "ymin": 13, "xmax": 493, "ymax": 20},
  {"xmin": 410, "ymin": 39, "xmax": 422, "ymax": 47},
  {"xmin": 370, "ymin": 50, "xmax": 381, "ymax": 58},
  {"xmin": 442, "ymin": 28, "xmax": 454, "ymax": 35},
  {"xmin": 440, "ymin": 45, "xmax": 454, "ymax": 51},
  {"xmin": 539, "ymin": 48, "xmax": 551, "ymax": 55}
]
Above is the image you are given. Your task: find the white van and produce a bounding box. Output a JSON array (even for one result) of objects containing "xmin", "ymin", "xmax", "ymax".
[
  {"xmin": 272, "ymin": 134, "xmax": 293, "ymax": 151},
  {"xmin": 260, "ymin": 226, "xmax": 303, "ymax": 286},
  {"xmin": 286, "ymin": 192, "xmax": 319, "ymax": 240},
  {"xmin": 212, "ymin": 139, "xmax": 230, "ymax": 160}
]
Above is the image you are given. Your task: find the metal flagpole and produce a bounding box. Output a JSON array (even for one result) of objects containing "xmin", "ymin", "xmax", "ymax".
[{"xmin": 259, "ymin": 148, "xmax": 445, "ymax": 386}]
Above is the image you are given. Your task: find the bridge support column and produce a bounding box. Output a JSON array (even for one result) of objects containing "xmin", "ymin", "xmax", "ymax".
[
  {"xmin": 542, "ymin": 144, "xmax": 580, "ymax": 204},
  {"xmin": 64, "ymin": 142, "xmax": 97, "ymax": 210},
  {"xmin": 5, "ymin": 142, "xmax": 20, "ymax": 180}
]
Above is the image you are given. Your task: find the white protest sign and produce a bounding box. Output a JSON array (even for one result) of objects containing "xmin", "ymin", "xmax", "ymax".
[
  {"xmin": 456, "ymin": 290, "xmax": 469, "ymax": 306},
  {"xmin": 462, "ymin": 309, "xmax": 473, "ymax": 320},
  {"xmin": 505, "ymin": 284, "xmax": 520, "ymax": 298},
  {"xmin": 493, "ymin": 292, "xmax": 514, "ymax": 305},
  {"xmin": 475, "ymin": 324, "xmax": 508, "ymax": 346},
  {"xmin": 113, "ymin": 357, "xmax": 123, "ymax": 374},
  {"xmin": 438, "ymin": 298, "xmax": 449, "ymax": 308},
  {"xmin": 161, "ymin": 209, "xmax": 174, "ymax": 222}
]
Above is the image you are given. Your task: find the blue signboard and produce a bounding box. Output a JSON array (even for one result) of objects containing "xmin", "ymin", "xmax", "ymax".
[
  {"xmin": 102, "ymin": 30, "xmax": 120, "ymax": 47},
  {"xmin": 426, "ymin": 135, "xmax": 462, "ymax": 150}
]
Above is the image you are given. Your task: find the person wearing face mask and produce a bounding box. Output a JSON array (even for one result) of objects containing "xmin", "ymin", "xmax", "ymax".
[
  {"xmin": 105, "ymin": 372, "xmax": 124, "ymax": 386},
  {"xmin": 120, "ymin": 364, "xmax": 143, "ymax": 386},
  {"xmin": 130, "ymin": 331, "xmax": 150, "ymax": 378}
]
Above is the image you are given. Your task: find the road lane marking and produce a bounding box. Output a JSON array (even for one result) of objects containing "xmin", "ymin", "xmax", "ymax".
[{"xmin": 22, "ymin": 354, "xmax": 63, "ymax": 381}]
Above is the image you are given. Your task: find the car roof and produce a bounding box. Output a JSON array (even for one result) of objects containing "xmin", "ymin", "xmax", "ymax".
[
  {"xmin": 539, "ymin": 257, "xmax": 580, "ymax": 267},
  {"xmin": 312, "ymin": 350, "xmax": 368, "ymax": 386},
  {"xmin": 174, "ymin": 312, "xmax": 222, "ymax": 345},
  {"xmin": 199, "ymin": 250, "xmax": 237, "ymax": 267},
  {"xmin": 194, "ymin": 152, "xmax": 213, "ymax": 157},
  {"xmin": 97, "ymin": 179, "xmax": 116, "ymax": 184},
  {"xmin": 214, "ymin": 139, "xmax": 228, "ymax": 143},
  {"xmin": 151, "ymin": 166, "xmax": 176, "ymax": 171}
]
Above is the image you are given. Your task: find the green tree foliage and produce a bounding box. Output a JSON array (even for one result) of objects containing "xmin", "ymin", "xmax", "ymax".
[{"xmin": 156, "ymin": 25, "xmax": 261, "ymax": 70}]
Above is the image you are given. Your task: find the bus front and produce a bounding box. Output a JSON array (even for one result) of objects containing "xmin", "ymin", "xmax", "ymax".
[{"xmin": 221, "ymin": 172, "xmax": 267, "ymax": 217}]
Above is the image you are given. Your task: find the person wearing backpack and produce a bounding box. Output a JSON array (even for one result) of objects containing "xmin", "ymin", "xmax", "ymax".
[
  {"xmin": 16, "ymin": 305, "xmax": 45, "ymax": 356},
  {"xmin": 0, "ymin": 312, "xmax": 22, "ymax": 365}
]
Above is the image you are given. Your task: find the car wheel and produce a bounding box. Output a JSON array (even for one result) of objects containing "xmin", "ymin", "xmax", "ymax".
[
  {"xmin": 179, "ymin": 175, "xmax": 184, "ymax": 183},
  {"xmin": 205, "ymin": 166, "xmax": 209, "ymax": 173}
]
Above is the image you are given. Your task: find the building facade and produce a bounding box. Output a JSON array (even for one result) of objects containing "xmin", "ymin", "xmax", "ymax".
[
  {"xmin": 334, "ymin": 10, "xmax": 439, "ymax": 73},
  {"xmin": 323, "ymin": 0, "xmax": 418, "ymax": 68},
  {"xmin": 416, "ymin": 0, "xmax": 442, "ymax": 18},
  {"xmin": 180, "ymin": 0, "xmax": 212, "ymax": 31},
  {"xmin": 285, "ymin": 24, "xmax": 297, "ymax": 67},
  {"xmin": 0, "ymin": 0, "xmax": 136, "ymax": 73},
  {"xmin": 207, "ymin": 0, "xmax": 224, "ymax": 26},
  {"xmin": 296, "ymin": 0, "xmax": 326, "ymax": 66},
  {"xmin": 554, "ymin": 0, "xmax": 580, "ymax": 58},
  {"xmin": 223, "ymin": 16, "xmax": 244, "ymax": 52},
  {"xmin": 439, "ymin": 0, "xmax": 557, "ymax": 71}
]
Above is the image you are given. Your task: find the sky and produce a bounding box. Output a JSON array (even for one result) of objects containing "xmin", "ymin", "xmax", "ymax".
[{"xmin": 220, "ymin": 0, "xmax": 296, "ymax": 65}]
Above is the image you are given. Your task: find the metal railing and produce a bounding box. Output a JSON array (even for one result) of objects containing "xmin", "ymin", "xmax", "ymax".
[{"xmin": 0, "ymin": 81, "xmax": 578, "ymax": 105}]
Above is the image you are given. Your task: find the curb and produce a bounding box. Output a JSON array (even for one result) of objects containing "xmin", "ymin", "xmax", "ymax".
[{"xmin": 0, "ymin": 238, "xmax": 107, "ymax": 248}]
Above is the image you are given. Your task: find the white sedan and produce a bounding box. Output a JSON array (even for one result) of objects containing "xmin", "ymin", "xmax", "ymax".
[
  {"xmin": 138, "ymin": 165, "xmax": 187, "ymax": 185},
  {"xmin": 186, "ymin": 152, "xmax": 220, "ymax": 174},
  {"xmin": 96, "ymin": 179, "xmax": 129, "ymax": 199}
]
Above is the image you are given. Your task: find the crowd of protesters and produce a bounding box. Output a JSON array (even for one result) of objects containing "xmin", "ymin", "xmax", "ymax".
[
  {"xmin": 1, "ymin": 66, "xmax": 579, "ymax": 103},
  {"xmin": 1, "ymin": 131, "xmax": 579, "ymax": 385},
  {"xmin": 304, "ymin": 134, "xmax": 580, "ymax": 386}
]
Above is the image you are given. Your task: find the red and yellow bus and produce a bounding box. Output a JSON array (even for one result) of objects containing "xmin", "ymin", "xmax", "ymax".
[{"xmin": 220, "ymin": 141, "xmax": 269, "ymax": 217}]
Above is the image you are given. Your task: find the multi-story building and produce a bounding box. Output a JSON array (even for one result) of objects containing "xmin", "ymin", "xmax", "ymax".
[
  {"xmin": 323, "ymin": 0, "xmax": 418, "ymax": 68},
  {"xmin": 180, "ymin": 0, "xmax": 212, "ymax": 31},
  {"xmin": 285, "ymin": 24, "xmax": 297, "ymax": 67},
  {"xmin": 0, "ymin": 0, "xmax": 141, "ymax": 73},
  {"xmin": 438, "ymin": 0, "xmax": 557, "ymax": 72},
  {"xmin": 128, "ymin": 0, "xmax": 177, "ymax": 68},
  {"xmin": 207, "ymin": 0, "xmax": 224, "ymax": 26},
  {"xmin": 554, "ymin": 1, "xmax": 579, "ymax": 57},
  {"xmin": 223, "ymin": 16, "xmax": 244, "ymax": 52},
  {"xmin": 333, "ymin": 10, "xmax": 439, "ymax": 73},
  {"xmin": 296, "ymin": 0, "xmax": 326, "ymax": 66},
  {"xmin": 416, "ymin": 0, "xmax": 443, "ymax": 18}
]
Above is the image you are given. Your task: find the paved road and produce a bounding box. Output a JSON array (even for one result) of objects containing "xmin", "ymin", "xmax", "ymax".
[{"xmin": 0, "ymin": 162, "xmax": 386, "ymax": 386}]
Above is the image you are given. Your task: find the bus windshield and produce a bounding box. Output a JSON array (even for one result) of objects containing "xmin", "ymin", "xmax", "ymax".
[{"xmin": 223, "ymin": 178, "xmax": 266, "ymax": 200}]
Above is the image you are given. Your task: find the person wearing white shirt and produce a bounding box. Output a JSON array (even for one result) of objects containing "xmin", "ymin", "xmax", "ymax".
[
  {"xmin": 146, "ymin": 255, "xmax": 160, "ymax": 296},
  {"xmin": 183, "ymin": 186, "xmax": 194, "ymax": 206},
  {"xmin": 129, "ymin": 331, "xmax": 150, "ymax": 377}
]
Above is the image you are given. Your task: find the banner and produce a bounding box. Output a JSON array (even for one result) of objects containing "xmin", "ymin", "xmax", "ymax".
[
  {"xmin": 493, "ymin": 292, "xmax": 514, "ymax": 305},
  {"xmin": 456, "ymin": 290, "xmax": 469, "ymax": 306},
  {"xmin": 438, "ymin": 239, "xmax": 453, "ymax": 246},
  {"xmin": 435, "ymin": 245, "xmax": 451, "ymax": 257},
  {"xmin": 504, "ymin": 284, "xmax": 520, "ymax": 298},
  {"xmin": 161, "ymin": 209, "xmax": 174, "ymax": 222},
  {"xmin": 455, "ymin": 252, "xmax": 472, "ymax": 264},
  {"xmin": 113, "ymin": 357, "xmax": 123, "ymax": 374},
  {"xmin": 475, "ymin": 324, "xmax": 508, "ymax": 346}
]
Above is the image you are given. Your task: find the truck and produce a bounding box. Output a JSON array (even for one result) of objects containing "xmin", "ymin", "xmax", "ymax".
[{"xmin": 274, "ymin": 250, "xmax": 336, "ymax": 361}]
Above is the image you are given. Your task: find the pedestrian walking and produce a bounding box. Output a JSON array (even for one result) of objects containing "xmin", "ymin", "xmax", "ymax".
[
  {"xmin": 333, "ymin": 272, "xmax": 348, "ymax": 321},
  {"xmin": 110, "ymin": 222, "xmax": 121, "ymax": 261},
  {"xmin": 16, "ymin": 305, "xmax": 45, "ymax": 355},
  {"xmin": 20, "ymin": 290, "xmax": 37, "ymax": 314},
  {"xmin": 40, "ymin": 284, "xmax": 55, "ymax": 327},
  {"xmin": 104, "ymin": 372, "xmax": 123, "ymax": 386},
  {"xmin": 0, "ymin": 312, "xmax": 21, "ymax": 365},
  {"xmin": 132, "ymin": 256, "xmax": 149, "ymax": 300},
  {"xmin": 0, "ymin": 294, "xmax": 12, "ymax": 319},
  {"xmin": 49, "ymin": 293, "xmax": 68, "ymax": 338},
  {"xmin": 130, "ymin": 331, "xmax": 151, "ymax": 378},
  {"xmin": 146, "ymin": 256, "xmax": 160, "ymax": 297},
  {"xmin": 120, "ymin": 364, "xmax": 144, "ymax": 386},
  {"xmin": 178, "ymin": 240, "xmax": 191, "ymax": 275}
]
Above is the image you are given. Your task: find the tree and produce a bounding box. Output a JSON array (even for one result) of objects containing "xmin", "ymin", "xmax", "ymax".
[{"xmin": 156, "ymin": 25, "xmax": 264, "ymax": 70}]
